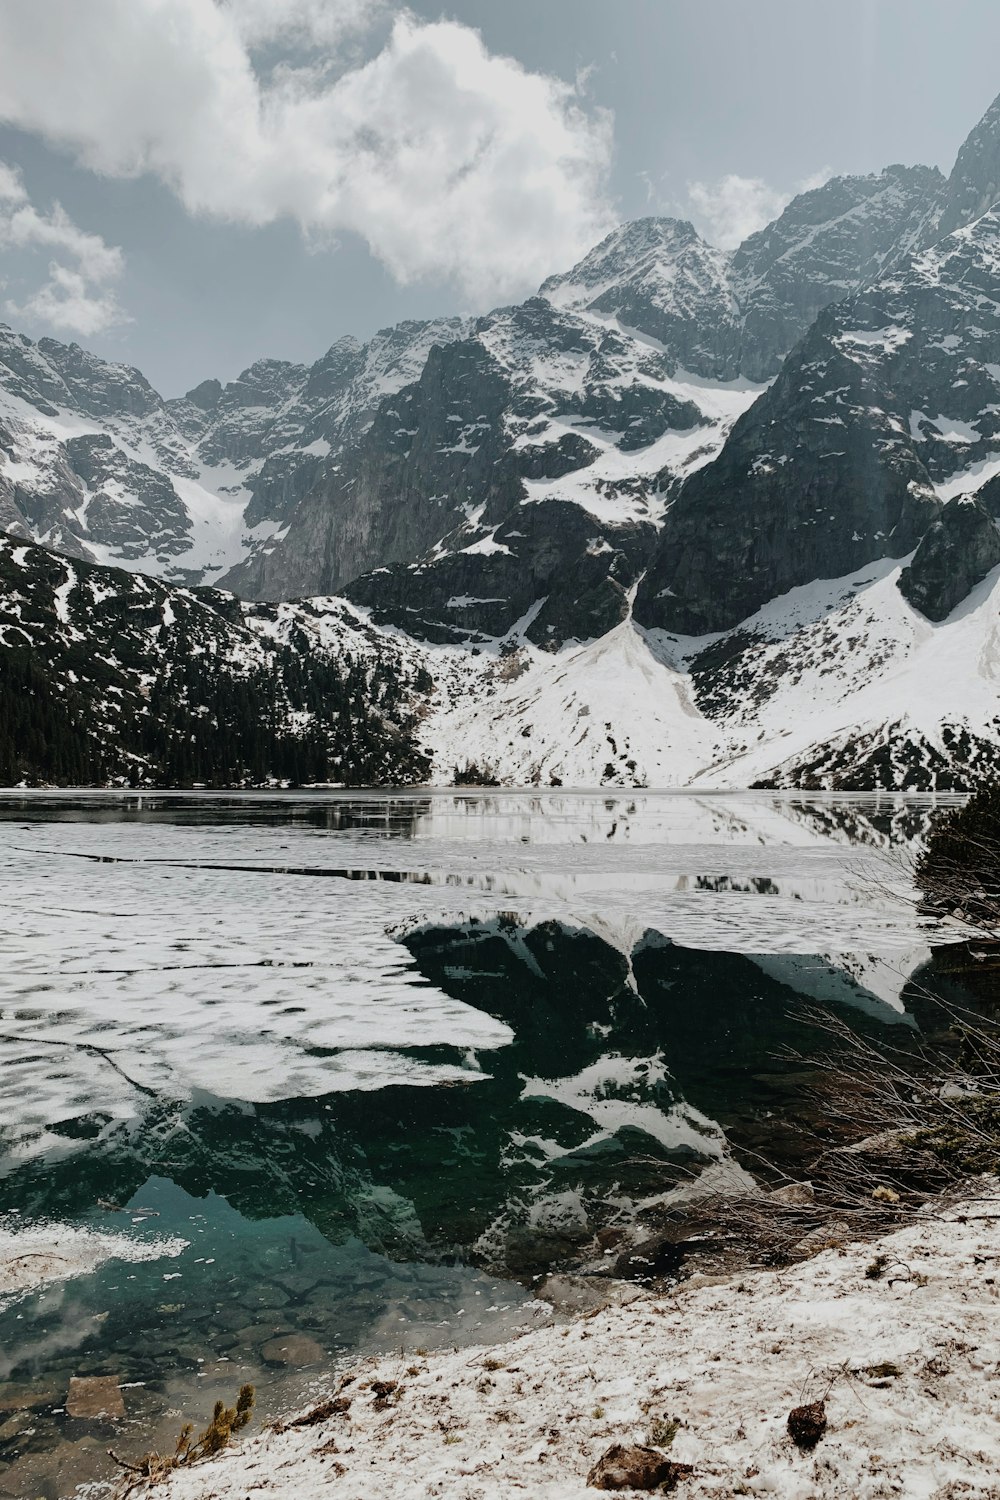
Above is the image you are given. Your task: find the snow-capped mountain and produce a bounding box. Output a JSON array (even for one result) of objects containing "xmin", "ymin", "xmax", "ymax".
[
  {"xmin": 0, "ymin": 316, "xmax": 467, "ymax": 586},
  {"xmin": 636, "ymin": 190, "xmax": 1000, "ymax": 635},
  {"xmin": 543, "ymin": 166, "xmax": 942, "ymax": 382},
  {"xmin": 0, "ymin": 153, "xmax": 951, "ymax": 624},
  {"xmin": 7, "ymin": 89, "xmax": 1000, "ymax": 790}
]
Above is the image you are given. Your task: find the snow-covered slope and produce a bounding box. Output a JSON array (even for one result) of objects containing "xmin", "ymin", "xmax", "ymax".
[
  {"xmin": 407, "ymin": 549, "xmax": 1000, "ymax": 791},
  {"xmin": 0, "ymin": 317, "xmax": 467, "ymax": 587},
  {"xmin": 154, "ymin": 1193, "xmax": 1000, "ymax": 1500},
  {"xmin": 4, "ymin": 519, "xmax": 1000, "ymax": 791}
]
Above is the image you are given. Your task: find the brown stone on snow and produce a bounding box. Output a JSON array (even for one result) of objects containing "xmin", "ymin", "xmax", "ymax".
[
  {"xmin": 260, "ymin": 1333, "xmax": 325, "ymax": 1367},
  {"xmin": 587, "ymin": 1443, "xmax": 693, "ymax": 1491},
  {"xmin": 787, "ymin": 1398, "xmax": 827, "ymax": 1449},
  {"xmin": 66, "ymin": 1375, "xmax": 125, "ymax": 1421}
]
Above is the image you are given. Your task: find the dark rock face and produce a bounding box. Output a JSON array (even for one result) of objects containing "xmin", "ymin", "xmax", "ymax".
[
  {"xmin": 195, "ymin": 358, "xmax": 310, "ymax": 468},
  {"xmin": 228, "ymin": 290, "xmax": 710, "ymax": 622},
  {"xmin": 64, "ymin": 434, "xmax": 191, "ymax": 561},
  {"xmin": 732, "ymin": 165, "xmax": 946, "ymax": 380},
  {"xmin": 635, "ymin": 328, "xmax": 940, "ymax": 635},
  {"xmin": 33, "ymin": 337, "xmax": 161, "ymax": 421},
  {"xmin": 226, "ymin": 336, "xmax": 523, "ymax": 601},
  {"xmin": 0, "ymin": 317, "xmax": 473, "ymax": 582},
  {"xmin": 973, "ymin": 472, "xmax": 1000, "ymax": 518},
  {"xmin": 183, "ymin": 378, "xmax": 223, "ymax": 412},
  {"xmin": 637, "ymin": 182, "xmax": 1000, "ymax": 636},
  {"xmin": 0, "ymin": 324, "xmax": 159, "ymax": 420},
  {"xmin": 898, "ymin": 496, "xmax": 1000, "ymax": 620},
  {"xmin": 937, "ymin": 89, "xmax": 1000, "ymax": 237},
  {"xmin": 347, "ymin": 500, "xmax": 653, "ymax": 648}
]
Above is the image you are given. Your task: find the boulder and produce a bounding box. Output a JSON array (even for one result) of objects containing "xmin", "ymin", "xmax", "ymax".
[
  {"xmin": 613, "ymin": 1233, "xmax": 687, "ymax": 1281},
  {"xmin": 587, "ymin": 1443, "xmax": 693, "ymax": 1491},
  {"xmin": 66, "ymin": 1375, "xmax": 124, "ymax": 1421},
  {"xmin": 260, "ymin": 1333, "xmax": 325, "ymax": 1368},
  {"xmin": 767, "ymin": 1181, "xmax": 815, "ymax": 1207}
]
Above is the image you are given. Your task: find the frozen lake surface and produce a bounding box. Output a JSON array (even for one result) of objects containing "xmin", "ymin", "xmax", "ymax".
[{"xmin": 0, "ymin": 790, "xmax": 961, "ymax": 1496}]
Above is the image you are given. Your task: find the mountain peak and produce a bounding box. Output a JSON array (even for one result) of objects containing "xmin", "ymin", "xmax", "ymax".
[
  {"xmin": 539, "ymin": 216, "xmax": 711, "ymax": 304},
  {"xmin": 938, "ymin": 89, "xmax": 1000, "ymax": 237}
]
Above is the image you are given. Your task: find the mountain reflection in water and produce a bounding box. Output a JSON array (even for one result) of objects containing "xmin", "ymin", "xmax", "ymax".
[{"xmin": 0, "ymin": 790, "xmax": 971, "ymax": 1499}]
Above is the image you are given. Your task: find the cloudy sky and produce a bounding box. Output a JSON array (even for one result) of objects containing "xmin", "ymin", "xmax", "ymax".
[{"xmin": 0, "ymin": 0, "xmax": 998, "ymax": 395}]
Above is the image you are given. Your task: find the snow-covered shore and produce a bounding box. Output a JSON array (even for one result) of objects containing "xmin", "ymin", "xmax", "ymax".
[{"xmin": 152, "ymin": 1189, "xmax": 1000, "ymax": 1499}]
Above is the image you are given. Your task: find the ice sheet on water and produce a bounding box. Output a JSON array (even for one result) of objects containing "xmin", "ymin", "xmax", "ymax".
[
  {"xmin": 0, "ymin": 834, "xmax": 513, "ymax": 1133},
  {"xmin": 0, "ymin": 793, "xmax": 941, "ymax": 1136}
]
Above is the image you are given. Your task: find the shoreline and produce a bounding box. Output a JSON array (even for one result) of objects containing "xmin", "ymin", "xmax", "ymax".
[
  {"xmin": 135, "ymin": 1185, "xmax": 1000, "ymax": 1500},
  {"xmin": 0, "ymin": 784, "xmax": 973, "ymax": 800}
]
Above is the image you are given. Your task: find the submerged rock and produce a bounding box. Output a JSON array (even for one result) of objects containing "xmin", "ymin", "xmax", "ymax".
[
  {"xmin": 536, "ymin": 1275, "xmax": 613, "ymax": 1315},
  {"xmin": 66, "ymin": 1375, "xmax": 124, "ymax": 1421},
  {"xmin": 260, "ymin": 1334, "xmax": 325, "ymax": 1368}
]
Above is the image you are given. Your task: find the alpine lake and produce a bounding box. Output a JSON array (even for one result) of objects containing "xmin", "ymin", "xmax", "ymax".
[{"xmin": 0, "ymin": 789, "xmax": 974, "ymax": 1497}]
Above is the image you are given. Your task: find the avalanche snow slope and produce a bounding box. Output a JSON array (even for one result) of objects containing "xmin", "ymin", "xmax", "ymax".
[
  {"xmin": 415, "ymin": 550, "xmax": 1000, "ymax": 790},
  {"xmin": 680, "ymin": 555, "xmax": 1000, "ymax": 790},
  {"xmin": 423, "ymin": 607, "xmax": 720, "ymax": 787}
]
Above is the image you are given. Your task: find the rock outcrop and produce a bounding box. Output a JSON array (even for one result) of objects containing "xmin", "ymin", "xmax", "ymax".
[{"xmin": 898, "ymin": 495, "xmax": 1000, "ymax": 620}]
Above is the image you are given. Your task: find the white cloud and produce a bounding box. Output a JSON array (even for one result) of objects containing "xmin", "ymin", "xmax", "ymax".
[
  {"xmin": 685, "ymin": 175, "xmax": 792, "ymax": 250},
  {"xmin": 798, "ymin": 166, "xmax": 836, "ymax": 196},
  {"xmin": 0, "ymin": 160, "xmax": 127, "ymax": 336},
  {"xmin": 224, "ymin": 0, "xmax": 386, "ymax": 50},
  {"xmin": 0, "ymin": 160, "xmax": 27, "ymax": 205},
  {"xmin": 6, "ymin": 262, "xmax": 127, "ymax": 338},
  {"xmin": 0, "ymin": 2, "xmax": 614, "ymax": 304},
  {"xmin": 685, "ymin": 167, "xmax": 837, "ymax": 250}
]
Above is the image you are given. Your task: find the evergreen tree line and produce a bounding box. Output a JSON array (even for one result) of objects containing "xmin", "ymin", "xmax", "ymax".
[{"xmin": 0, "ymin": 627, "xmax": 430, "ymax": 789}]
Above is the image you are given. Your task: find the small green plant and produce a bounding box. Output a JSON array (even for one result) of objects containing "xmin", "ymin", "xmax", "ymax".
[
  {"xmin": 649, "ymin": 1415, "xmax": 680, "ymax": 1448},
  {"xmin": 591, "ymin": 1406, "xmax": 605, "ymax": 1419},
  {"xmin": 112, "ymin": 1385, "xmax": 255, "ymax": 1493}
]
